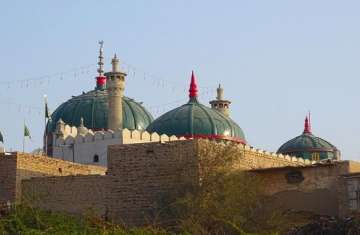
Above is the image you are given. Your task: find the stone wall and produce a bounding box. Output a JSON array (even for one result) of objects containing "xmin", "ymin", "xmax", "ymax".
[{"xmin": 22, "ymin": 175, "xmax": 106, "ymax": 217}]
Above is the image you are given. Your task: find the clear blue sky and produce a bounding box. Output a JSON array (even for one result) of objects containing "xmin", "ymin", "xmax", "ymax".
[{"xmin": 0, "ymin": 0, "xmax": 359, "ymax": 159}]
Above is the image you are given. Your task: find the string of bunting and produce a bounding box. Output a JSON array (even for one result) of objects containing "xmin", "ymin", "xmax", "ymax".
[
  {"xmin": 0, "ymin": 57, "xmax": 217, "ymax": 118},
  {"xmin": 0, "ymin": 64, "xmax": 94, "ymax": 89}
]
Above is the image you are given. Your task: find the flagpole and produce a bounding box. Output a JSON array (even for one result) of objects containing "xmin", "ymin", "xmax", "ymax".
[
  {"xmin": 44, "ymin": 95, "xmax": 48, "ymax": 156},
  {"xmin": 23, "ymin": 120, "xmax": 25, "ymax": 153}
]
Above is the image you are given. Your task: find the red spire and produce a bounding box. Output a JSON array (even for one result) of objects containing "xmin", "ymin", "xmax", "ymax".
[
  {"xmin": 189, "ymin": 71, "xmax": 198, "ymax": 98},
  {"xmin": 303, "ymin": 115, "xmax": 311, "ymax": 134}
]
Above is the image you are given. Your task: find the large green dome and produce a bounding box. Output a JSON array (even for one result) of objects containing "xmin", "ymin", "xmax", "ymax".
[
  {"xmin": 277, "ymin": 117, "xmax": 340, "ymax": 161},
  {"xmin": 47, "ymin": 89, "xmax": 154, "ymax": 133},
  {"xmin": 146, "ymin": 72, "xmax": 246, "ymax": 144}
]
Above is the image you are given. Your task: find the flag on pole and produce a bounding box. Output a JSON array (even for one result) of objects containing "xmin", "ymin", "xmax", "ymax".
[
  {"xmin": 44, "ymin": 95, "xmax": 50, "ymax": 119},
  {"xmin": 24, "ymin": 125, "xmax": 31, "ymax": 139}
]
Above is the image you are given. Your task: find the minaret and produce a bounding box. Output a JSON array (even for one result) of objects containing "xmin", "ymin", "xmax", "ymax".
[
  {"xmin": 209, "ymin": 84, "xmax": 231, "ymax": 117},
  {"xmin": 96, "ymin": 41, "xmax": 107, "ymax": 90},
  {"xmin": 105, "ymin": 54, "xmax": 127, "ymax": 131}
]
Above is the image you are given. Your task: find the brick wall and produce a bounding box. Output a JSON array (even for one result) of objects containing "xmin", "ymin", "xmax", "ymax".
[
  {"xmin": 106, "ymin": 140, "xmax": 199, "ymax": 226},
  {"xmin": 0, "ymin": 153, "xmax": 17, "ymax": 203},
  {"xmin": 22, "ymin": 175, "xmax": 106, "ymax": 217},
  {"xmin": 16, "ymin": 139, "xmax": 334, "ymax": 225},
  {"xmin": 0, "ymin": 152, "xmax": 107, "ymax": 203}
]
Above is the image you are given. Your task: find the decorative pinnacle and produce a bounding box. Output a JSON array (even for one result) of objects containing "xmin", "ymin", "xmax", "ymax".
[
  {"xmin": 97, "ymin": 41, "xmax": 104, "ymax": 77},
  {"xmin": 111, "ymin": 54, "xmax": 120, "ymax": 72},
  {"xmin": 189, "ymin": 71, "xmax": 198, "ymax": 98},
  {"xmin": 216, "ymin": 84, "xmax": 224, "ymax": 100},
  {"xmin": 303, "ymin": 115, "xmax": 312, "ymax": 134}
]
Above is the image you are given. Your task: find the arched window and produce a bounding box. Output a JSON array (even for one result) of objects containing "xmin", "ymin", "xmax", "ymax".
[{"xmin": 93, "ymin": 154, "xmax": 99, "ymax": 163}]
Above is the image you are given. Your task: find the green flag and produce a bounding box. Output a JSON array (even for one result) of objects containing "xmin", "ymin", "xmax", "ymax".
[
  {"xmin": 44, "ymin": 95, "xmax": 50, "ymax": 119},
  {"xmin": 45, "ymin": 102, "xmax": 50, "ymax": 119},
  {"xmin": 24, "ymin": 125, "xmax": 31, "ymax": 139}
]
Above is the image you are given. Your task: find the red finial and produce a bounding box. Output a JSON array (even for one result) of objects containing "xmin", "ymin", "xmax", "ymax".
[
  {"xmin": 303, "ymin": 115, "xmax": 311, "ymax": 134},
  {"xmin": 189, "ymin": 71, "xmax": 198, "ymax": 98},
  {"xmin": 96, "ymin": 75, "xmax": 106, "ymax": 88}
]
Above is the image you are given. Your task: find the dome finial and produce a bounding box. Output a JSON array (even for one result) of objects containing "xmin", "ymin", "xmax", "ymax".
[
  {"xmin": 97, "ymin": 40, "xmax": 104, "ymax": 76},
  {"xmin": 96, "ymin": 41, "xmax": 106, "ymax": 90},
  {"xmin": 303, "ymin": 115, "xmax": 311, "ymax": 134},
  {"xmin": 189, "ymin": 71, "xmax": 198, "ymax": 99}
]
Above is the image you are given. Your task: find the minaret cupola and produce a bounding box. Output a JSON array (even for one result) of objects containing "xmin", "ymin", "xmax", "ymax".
[{"xmin": 209, "ymin": 84, "xmax": 231, "ymax": 117}]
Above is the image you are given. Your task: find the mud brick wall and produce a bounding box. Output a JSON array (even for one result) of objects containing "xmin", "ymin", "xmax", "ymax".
[
  {"xmin": 106, "ymin": 140, "xmax": 199, "ymax": 226},
  {"xmin": 0, "ymin": 153, "xmax": 17, "ymax": 203},
  {"xmin": 0, "ymin": 152, "xmax": 106, "ymax": 203},
  {"xmin": 251, "ymin": 161, "xmax": 356, "ymax": 217},
  {"xmin": 22, "ymin": 175, "xmax": 106, "ymax": 217}
]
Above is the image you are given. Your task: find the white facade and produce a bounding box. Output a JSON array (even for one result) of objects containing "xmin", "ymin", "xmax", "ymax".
[{"xmin": 51, "ymin": 119, "xmax": 185, "ymax": 167}]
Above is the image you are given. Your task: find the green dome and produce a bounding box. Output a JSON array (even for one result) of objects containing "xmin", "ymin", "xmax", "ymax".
[
  {"xmin": 47, "ymin": 89, "xmax": 154, "ymax": 133},
  {"xmin": 277, "ymin": 117, "xmax": 340, "ymax": 161},
  {"xmin": 146, "ymin": 73, "xmax": 246, "ymax": 143}
]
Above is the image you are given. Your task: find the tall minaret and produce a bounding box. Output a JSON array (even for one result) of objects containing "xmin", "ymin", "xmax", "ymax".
[
  {"xmin": 105, "ymin": 54, "xmax": 127, "ymax": 131},
  {"xmin": 96, "ymin": 41, "xmax": 107, "ymax": 90},
  {"xmin": 209, "ymin": 84, "xmax": 231, "ymax": 117}
]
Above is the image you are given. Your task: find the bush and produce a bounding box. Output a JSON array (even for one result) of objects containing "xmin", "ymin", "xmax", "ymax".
[
  {"xmin": 0, "ymin": 204, "xmax": 172, "ymax": 235},
  {"xmin": 165, "ymin": 141, "xmax": 286, "ymax": 235}
]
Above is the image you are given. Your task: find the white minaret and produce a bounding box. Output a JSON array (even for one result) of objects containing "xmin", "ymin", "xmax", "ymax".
[
  {"xmin": 105, "ymin": 54, "xmax": 127, "ymax": 131},
  {"xmin": 209, "ymin": 84, "xmax": 231, "ymax": 117}
]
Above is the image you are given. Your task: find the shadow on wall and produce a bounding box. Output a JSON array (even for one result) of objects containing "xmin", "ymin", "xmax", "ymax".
[{"xmin": 266, "ymin": 189, "xmax": 338, "ymax": 217}]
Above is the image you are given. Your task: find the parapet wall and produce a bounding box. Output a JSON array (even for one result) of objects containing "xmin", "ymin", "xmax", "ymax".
[
  {"xmin": 55, "ymin": 126, "xmax": 186, "ymax": 146},
  {"xmin": 53, "ymin": 126, "xmax": 186, "ymax": 166},
  {"xmin": 197, "ymin": 139, "xmax": 311, "ymax": 170},
  {"xmin": 54, "ymin": 123, "xmax": 310, "ymax": 168}
]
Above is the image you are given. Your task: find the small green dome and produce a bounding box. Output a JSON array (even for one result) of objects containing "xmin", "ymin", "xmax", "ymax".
[
  {"xmin": 146, "ymin": 72, "xmax": 246, "ymax": 144},
  {"xmin": 277, "ymin": 117, "xmax": 340, "ymax": 161},
  {"xmin": 47, "ymin": 89, "xmax": 153, "ymax": 133}
]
